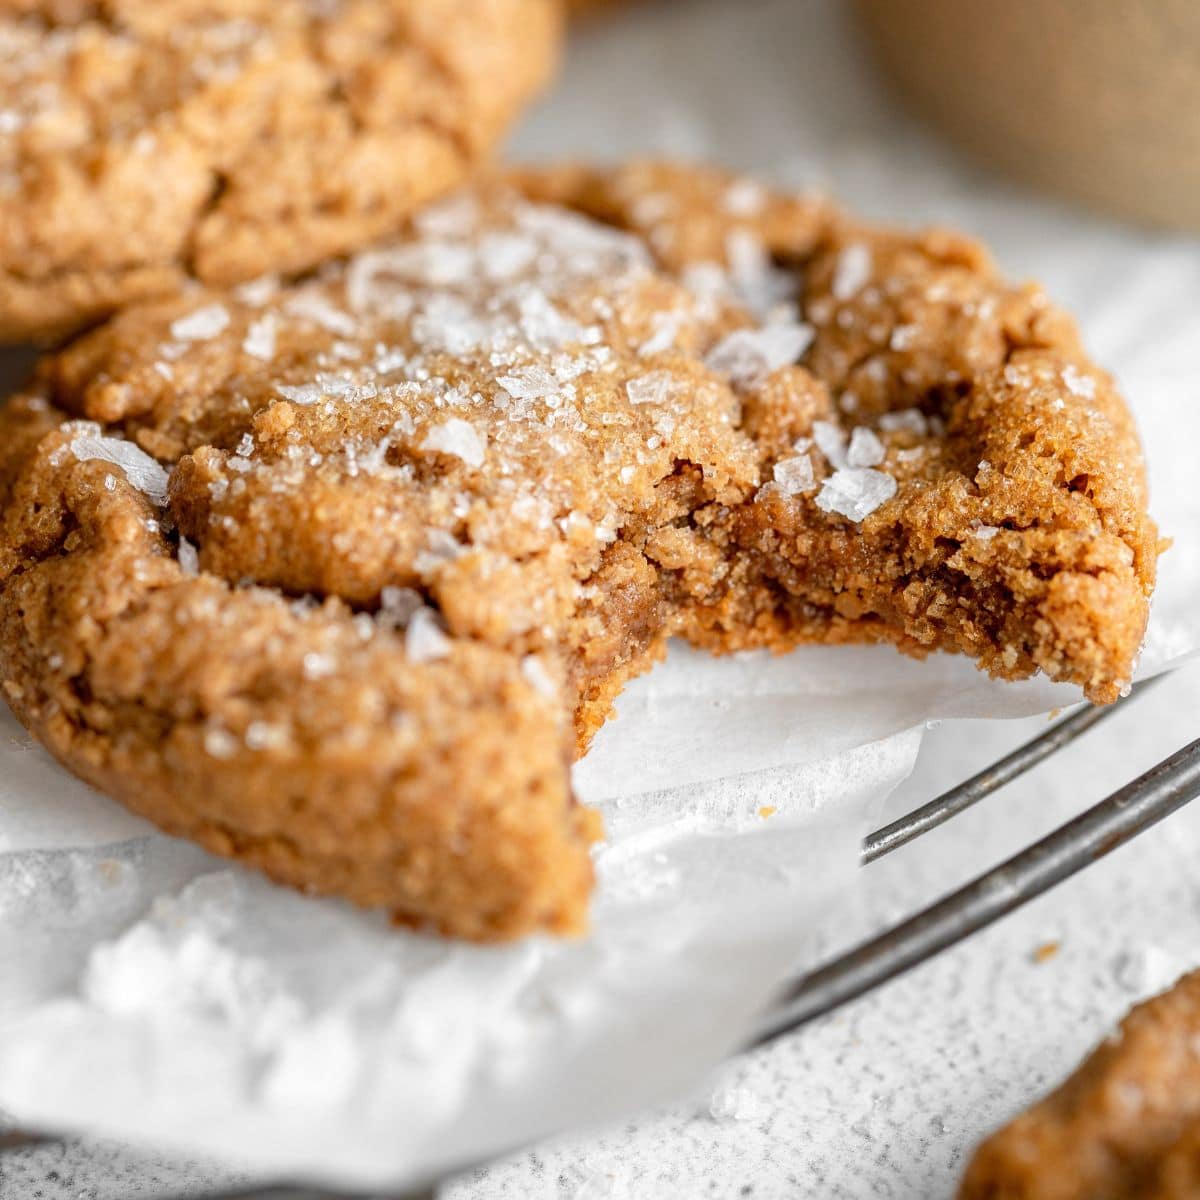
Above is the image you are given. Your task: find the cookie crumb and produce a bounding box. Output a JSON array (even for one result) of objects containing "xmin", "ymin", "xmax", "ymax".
[{"xmin": 1032, "ymin": 941, "xmax": 1060, "ymax": 964}]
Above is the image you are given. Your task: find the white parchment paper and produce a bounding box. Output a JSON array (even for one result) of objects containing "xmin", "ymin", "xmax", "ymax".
[{"xmin": 1, "ymin": 0, "xmax": 1199, "ymax": 1188}]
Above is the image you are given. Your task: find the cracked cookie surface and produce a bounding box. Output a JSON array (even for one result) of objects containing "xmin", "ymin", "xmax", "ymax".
[
  {"xmin": 0, "ymin": 0, "xmax": 561, "ymax": 342},
  {"xmin": 0, "ymin": 162, "xmax": 1157, "ymax": 939}
]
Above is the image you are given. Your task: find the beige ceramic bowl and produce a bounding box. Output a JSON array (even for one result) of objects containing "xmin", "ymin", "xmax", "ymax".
[{"xmin": 854, "ymin": 0, "xmax": 1200, "ymax": 231}]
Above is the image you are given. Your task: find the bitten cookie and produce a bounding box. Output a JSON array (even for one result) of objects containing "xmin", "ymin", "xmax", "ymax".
[
  {"xmin": 0, "ymin": 0, "xmax": 562, "ymax": 342},
  {"xmin": 0, "ymin": 163, "xmax": 1158, "ymax": 940}
]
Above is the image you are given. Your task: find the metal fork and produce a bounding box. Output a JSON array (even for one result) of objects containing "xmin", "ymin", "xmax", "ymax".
[{"xmin": 5, "ymin": 676, "xmax": 1200, "ymax": 1200}]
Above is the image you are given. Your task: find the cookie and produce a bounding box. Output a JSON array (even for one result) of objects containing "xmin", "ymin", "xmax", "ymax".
[
  {"xmin": 0, "ymin": 0, "xmax": 562, "ymax": 343},
  {"xmin": 960, "ymin": 969, "xmax": 1200, "ymax": 1200},
  {"xmin": 0, "ymin": 162, "xmax": 1157, "ymax": 940}
]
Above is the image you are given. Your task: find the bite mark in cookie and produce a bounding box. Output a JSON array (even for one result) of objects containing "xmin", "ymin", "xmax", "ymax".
[
  {"xmin": 530, "ymin": 165, "xmax": 1157, "ymax": 705},
  {"xmin": 0, "ymin": 162, "xmax": 1158, "ymax": 939}
]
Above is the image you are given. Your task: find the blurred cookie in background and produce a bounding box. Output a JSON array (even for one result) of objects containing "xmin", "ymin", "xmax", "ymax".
[
  {"xmin": 960, "ymin": 968, "xmax": 1200, "ymax": 1199},
  {"xmin": 0, "ymin": 0, "xmax": 563, "ymax": 343}
]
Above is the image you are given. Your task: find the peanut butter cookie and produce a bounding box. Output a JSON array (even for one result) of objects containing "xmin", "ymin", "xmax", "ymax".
[
  {"xmin": 0, "ymin": 0, "xmax": 561, "ymax": 343},
  {"xmin": 960, "ymin": 969, "xmax": 1200, "ymax": 1200},
  {"xmin": 0, "ymin": 163, "xmax": 1157, "ymax": 939}
]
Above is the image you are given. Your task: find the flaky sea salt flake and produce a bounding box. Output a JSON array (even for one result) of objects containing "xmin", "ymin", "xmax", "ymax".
[
  {"xmin": 772, "ymin": 455, "xmax": 815, "ymax": 495},
  {"xmin": 405, "ymin": 608, "xmax": 451, "ymax": 663},
  {"xmin": 234, "ymin": 275, "xmax": 278, "ymax": 307},
  {"xmin": 413, "ymin": 192, "xmax": 480, "ymax": 239},
  {"xmin": 274, "ymin": 382, "xmax": 325, "ymax": 406},
  {"xmin": 879, "ymin": 408, "xmax": 928, "ymax": 436},
  {"xmin": 1062, "ymin": 364, "xmax": 1097, "ymax": 399},
  {"xmin": 478, "ymin": 232, "xmax": 537, "ymax": 281},
  {"xmin": 413, "ymin": 529, "xmax": 466, "ymax": 577},
  {"xmin": 203, "ymin": 727, "xmax": 238, "ymax": 760},
  {"xmin": 638, "ymin": 311, "xmax": 683, "ymax": 357},
  {"xmin": 170, "ymin": 303, "xmax": 230, "ymax": 342},
  {"xmin": 242, "ymin": 314, "xmax": 277, "ymax": 360},
  {"xmin": 846, "ymin": 426, "xmax": 885, "ymax": 468},
  {"xmin": 177, "ymin": 536, "xmax": 200, "ymax": 577},
  {"xmin": 285, "ymin": 292, "xmax": 357, "ymax": 337},
  {"xmin": 516, "ymin": 290, "xmax": 588, "ymax": 351},
  {"xmin": 520, "ymin": 655, "xmax": 557, "ymax": 700},
  {"xmin": 626, "ymin": 371, "xmax": 676, "ymax": 406},
  {"xmin": 497, "ymin": 366, "xmax": 567, "ymax": 403},
  {"xmin": 376, "ymin": 586, "xmax": 423, "ymax": 631},
  {"xmin": 812, "ymin": 419, "xmax": 848, "ymax": 469},
  {"xmin": 420, "ymin": 419, "xmax": 485, "ymax": 468},
  {"xmin": 301, "ymin": 651, "xmax": 336, "ymax": 680},
  {"xmin": 726, "ymin": 229, "xmax": 794, "ymax": 317},
  {"xmin": 706, "ymin": 323, "xmax": 813, "ymax": 388},
  {"xmin": 832, "ymin": 243, "xmax": 873, "ymax": 301},
  {"xmin": 723, "ymin": 179, "xmax": 767, "ymax": 216},
  {"xmin": 70, "ymin": 433, "xmax": 170, "ymax": 505},
  {"xmin": 816, "ymin": 468, "xmax": 897, "ymax": 522}
]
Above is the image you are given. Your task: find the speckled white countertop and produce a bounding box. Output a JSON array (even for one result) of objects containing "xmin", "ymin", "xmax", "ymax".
[{"xmin": 4, "ymin": 1, "xmax": 1200, "ymax": 1196}]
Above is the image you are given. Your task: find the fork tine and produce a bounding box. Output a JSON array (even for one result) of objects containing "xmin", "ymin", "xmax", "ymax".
[
  {"xmin": 752, "ymin": 733, "xmax": 1200, "ymax": 1048},
  {"xmin": 863, "ymin": 677, "xmax": 1162, "ymax": 864}
]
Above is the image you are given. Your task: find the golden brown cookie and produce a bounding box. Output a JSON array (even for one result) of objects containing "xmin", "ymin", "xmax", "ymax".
[
  {"xmin": 960, "ymin": 969, "xmax": 1200, "ymax": 1200},
  {"xmin": 0, "ymin": 0, "xmax": 562, "ymax": 343},
  {"xmin": 0, "ymin": 162, "xmax": 1157, "ymax": 940}
]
